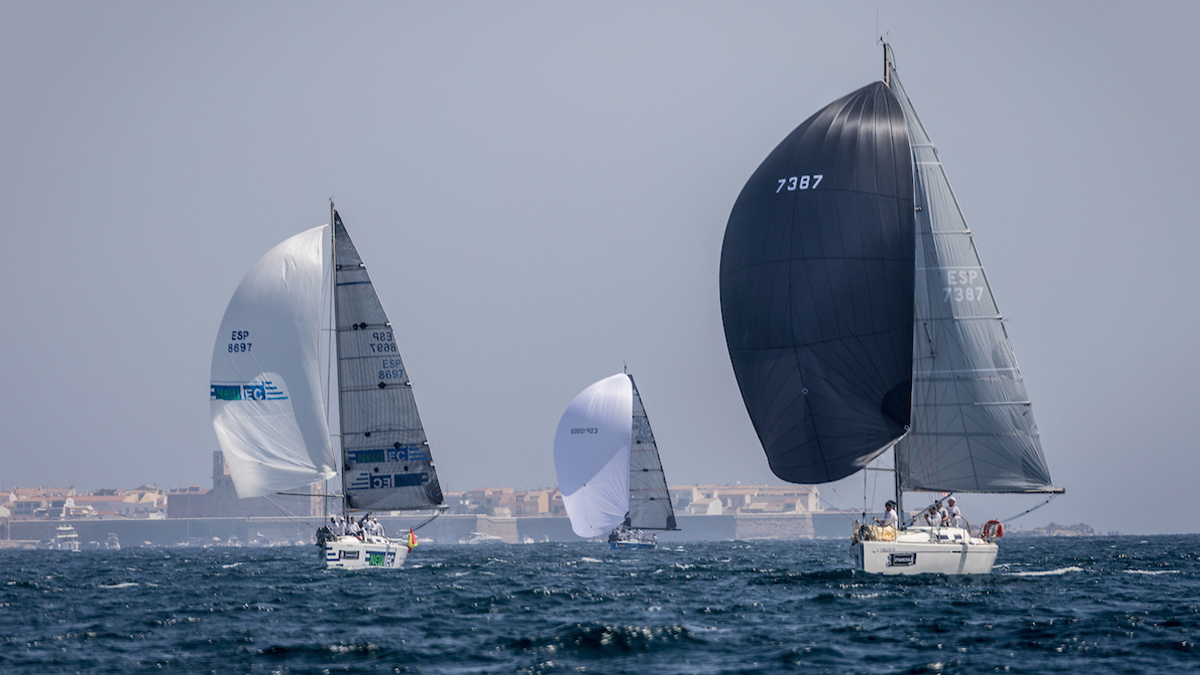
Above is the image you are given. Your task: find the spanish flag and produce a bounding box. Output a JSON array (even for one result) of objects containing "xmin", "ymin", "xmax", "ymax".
[{"xmin": 406, "ymin": 528, "xmax": 418, "ymax": 550}]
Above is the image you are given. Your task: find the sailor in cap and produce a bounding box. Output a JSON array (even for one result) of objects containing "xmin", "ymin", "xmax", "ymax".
[{"xmin": 874, "ymin": 500, "xmax": 899, "ymax": 529}]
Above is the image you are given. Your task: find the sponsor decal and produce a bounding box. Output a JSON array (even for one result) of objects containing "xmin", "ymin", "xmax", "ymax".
[
  {"xmin": 367, "ymin": 551, "xmax": 387, "ymax": 567},
  {"xmin": 347, "ymin": 445, "xmax": 430, "ymax": 464},
  {"xmin": 347, "ymin": 472, "xmax": 429, "ymax": 490},
  {"xmin": 887, "ymin": 552, "xmax": 917, "ymax": 567},
  {"xmin": 339, "ymin": 550, "xmax": 360, "ymax": 560},
  {"xmin": 210, "ymin": 380, "xmax": 288, "ymax": 401}
]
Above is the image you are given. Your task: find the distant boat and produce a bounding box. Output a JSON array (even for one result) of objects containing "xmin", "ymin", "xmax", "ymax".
[
  {"xmin": 105, "ymin": 533, "xmax": 120, "ymax": 551},
  {"xmin": 462, "ymin": 532, "xmax": 504, "ymax": 545},
  {"xmin": 210, "ymin": 205, "xmax": 446, "ymax": 569},
  {"xmin": 719, "ymin": 44, "xmax": 1061, "ymax": 575},
  {"xmin": 46, "ymin": 524, "xmax": 80, "ymax": 551},
  {"xmin": 553, "ymin": 372, "xmax": 678, "ymax": 550}
]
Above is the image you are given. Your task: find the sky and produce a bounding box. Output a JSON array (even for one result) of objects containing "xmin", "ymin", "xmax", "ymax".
[{"xmin": 1, "ymin": 3, "xmax": 1197, "ymax": 535}]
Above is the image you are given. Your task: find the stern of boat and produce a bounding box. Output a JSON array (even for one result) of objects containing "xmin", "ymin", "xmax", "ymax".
[
  {"xmin": 322, "ymin": 535, "xmax": 410, "ymax": 570},
  {"xmin": 850, "ymin": 525, "xmax": 997, "ymax": 575}
]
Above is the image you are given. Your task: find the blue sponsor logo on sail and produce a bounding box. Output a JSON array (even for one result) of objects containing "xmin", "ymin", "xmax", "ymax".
[
  {"xmin": 210, "ymin": 380, "xmax": 289, "ymax": 401},
  {"xmin": 347, "ymin": 446, "xmax": 430, "ymax": 464},
  {"xmin": 347, "ymin": 472, "xmax": 429, "ymax": 490}
]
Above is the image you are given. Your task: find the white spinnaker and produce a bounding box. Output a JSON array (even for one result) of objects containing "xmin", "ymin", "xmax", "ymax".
[
  {"xmin": 210, "ymin": 226, "xmax": 337, "ymax": 497},
  {"xmin": 553, "ymin": 374, "xmax": 634, "ymax": 538}
]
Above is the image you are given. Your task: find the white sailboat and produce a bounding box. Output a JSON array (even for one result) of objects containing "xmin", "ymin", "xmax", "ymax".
[
  {"xmin": 553, "ymin": 372, "xmax": 678, "ymax": 550},
  {"xmin": 719, "ymin": 45, "xmax": 1061, "ymax": 575},
  {"xmin": 210, "ymin": 205, "xmax": 445, "ymax": 569}
]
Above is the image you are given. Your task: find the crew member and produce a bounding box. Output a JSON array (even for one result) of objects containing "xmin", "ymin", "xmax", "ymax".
[
  {"xmin": 874, "ymin": 500, "xmax": 899, "ymax": 529},
  {"xmin": 946, "ymin": 498, "xmax": 963, "ymax": 528}
]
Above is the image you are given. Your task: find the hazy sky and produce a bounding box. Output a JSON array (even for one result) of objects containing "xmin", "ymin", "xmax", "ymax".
[{"xmin": 2, "ymin": 3, "xmax": 1197, "ymax": 535}]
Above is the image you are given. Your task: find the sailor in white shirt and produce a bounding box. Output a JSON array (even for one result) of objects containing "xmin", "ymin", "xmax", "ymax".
[
  {"xmin": 946, "ymin": 497, "xmax": 963, "ymax": 528},
  {"xmin": 874, "ymin": 500, "xmax": 899, "ymax": 528}
]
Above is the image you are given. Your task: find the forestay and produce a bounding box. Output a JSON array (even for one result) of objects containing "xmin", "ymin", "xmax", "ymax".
[
  {"xmin": 334, "ymin": 212, "xmax": 445, "ymax": 510},
  {"xmin": 886, "ymin": 65, "xmax": 1055, "ymax": 494},
  {"xmin": 719, "ymin": 80, "xmax": 917, "ymax": 484},
  {"xmin": 210, "ymin": 226, "xmax": 337, "ymax": 497},
  {"xmin": 554, "ymin": 374, "xmax": 634, "ymax": 538},
  {"xmin": 628, "ymin": 375, "xmax": 677, "ymax": 531}
]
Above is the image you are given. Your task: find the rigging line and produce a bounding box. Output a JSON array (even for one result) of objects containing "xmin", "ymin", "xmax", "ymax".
[
  {"xmin": 819, "ymin": 485, "xmax": 859, "ymax": 523},
  {"xmin": 409, "ymin": 510, "xmax": 442, "ymax": 533},
  {"xmin": 260, "ymin": 495, "xmax": 313, "ymax": 543},
  {"xmin": 262, "ymin": 494, "xmax": 313, "ymax": 527},
  {"xmin": 862, "ymin": 468, "xmax": 868, "ymax": 520},
  {"xmin": 999, "ymin": 493, "xmax": 1059, "ymax": 524}
]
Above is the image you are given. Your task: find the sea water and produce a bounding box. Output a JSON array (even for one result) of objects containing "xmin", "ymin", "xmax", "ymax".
[{"xmin": 2, "ymin": 535, "xmax": 1196, "ymax": 674}]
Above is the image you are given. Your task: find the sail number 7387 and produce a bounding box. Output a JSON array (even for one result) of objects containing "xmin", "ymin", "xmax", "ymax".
[
  {"xmin": 942, "ymin": 269, "xmax": 986, "ymax": 304},
  {"xmin": 776, "ymin": 174, "xmax": 823, "ymax": 193}
]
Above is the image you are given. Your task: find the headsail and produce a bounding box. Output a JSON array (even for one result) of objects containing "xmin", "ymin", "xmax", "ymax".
[
  {"xmin": 553, "ymin": 374, "xmax": 634, "ymax": 538},
  {"xmin": 627, "ymin": 374, "xmax": 677, "ymax": 530},
  {"xmin": 887, "ymin": 62, "xmax": 1057, "ymax": 493},
  {"xmin": 720, "ymin": 80, "xmax": 917, "ymax": 484},
  {"xmin": 210, "ymin": 226, "xmax": 337, "ymax": 498},
  {"xmin": 334, "ymin": 211, "xmax": 445, "ymax": 510}
]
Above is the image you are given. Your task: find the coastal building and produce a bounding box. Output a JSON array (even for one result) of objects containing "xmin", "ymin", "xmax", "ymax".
[
  {"xmin": 672, "ymin": 484, "xmax": 820, "ymax": 515},
  {"xmin": 3, "ymin": 486, "xmax": 78, "ymax": 519},
  {"xmin": 166, "ymin": 452, "xmax": 322, "ymax": 518}
]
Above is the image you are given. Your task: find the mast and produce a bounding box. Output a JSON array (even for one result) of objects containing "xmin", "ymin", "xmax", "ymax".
[
  {"xmin": 330, "ymin": 201, "xmax": 345, "ymax": 518},
  {"xmin": 883, "ymin": 41, "xmax": 890, "ymax": 85}
]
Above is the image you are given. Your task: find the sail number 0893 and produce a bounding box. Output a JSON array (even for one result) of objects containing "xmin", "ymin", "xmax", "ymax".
[{"xmin": 776, "ymin": 174, "xmax": 823, "ymax": 193}]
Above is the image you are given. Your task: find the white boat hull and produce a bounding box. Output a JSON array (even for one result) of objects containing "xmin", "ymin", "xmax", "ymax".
[
  {"xmin": 322, "ymin": 535, "xmax": 410, "ymax": 569},
  {"xmin": 850, "ymin": 527, "xmax": 998, "ymax": 575}
]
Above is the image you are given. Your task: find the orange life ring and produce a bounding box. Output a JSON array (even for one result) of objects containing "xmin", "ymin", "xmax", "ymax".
[{"xmin": 982, "ymin": 520, "xmax": 1004, "ymax": 539}]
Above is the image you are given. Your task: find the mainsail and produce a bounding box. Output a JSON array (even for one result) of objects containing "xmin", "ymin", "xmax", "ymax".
[
  {"xmin": 719, "ymin": 80, "xmax": 917, "ymax": 484},
  {"xmin": 211, "ymin": 210, "xmax": 446, "ymax": 510},
  {"xmin": 333, "ymin": 211, "xmax": 445, "ymax": 510},
  {"xmin": 554, "ymin": 374, "xmax": 634, "ymax": 538},
  {"xmin": 628, "ymin": 374, "xmax": 677, "ymax": 531},
  {"xmin": 210, "ymin": 226, "xmax": 338, "ymax": 497},
  {"xmin": 886, "ymin": 63, "xmax": 1056, "ymax": 493}
]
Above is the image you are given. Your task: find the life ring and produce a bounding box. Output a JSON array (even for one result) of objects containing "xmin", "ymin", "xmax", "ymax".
[{"xmin": 982, "ymin": 520, "xmax": 1004, "ymax": 540}]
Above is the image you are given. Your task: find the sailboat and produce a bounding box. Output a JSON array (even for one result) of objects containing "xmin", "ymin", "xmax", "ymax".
[
  {"xmin": 719, "ymin": 45, "xmax": 1061, "ymax": 575},
  {"xmin": 210, "ymin": 205, "xmax": 446, "ymax": 569},
  {"xmin": 553, "ymin": 372, "xmax": 678, "ymax": 550}
]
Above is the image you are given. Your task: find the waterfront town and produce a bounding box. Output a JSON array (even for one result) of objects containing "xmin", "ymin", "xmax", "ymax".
[{"xmin": 0, "ymin": 452, "xmax": 1092, "ymax": 548}]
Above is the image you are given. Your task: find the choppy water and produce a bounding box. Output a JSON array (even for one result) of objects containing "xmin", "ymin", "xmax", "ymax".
[{"xmin": 2, "ymin": 535, "xmax": 1196, "ymax": 674}]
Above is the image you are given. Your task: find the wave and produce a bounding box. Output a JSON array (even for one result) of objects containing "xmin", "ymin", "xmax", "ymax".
[
  {"xmin": 98, "ymin": 582, "xmax": 138, "ymax": 589},
  {"xmin": 1004, "ymin": 566, "xmax": 1084, "ymax": 577},
  {"xmin": 509, "ymin": 622, "xmax": 704, "ymax": 655},
  {"xmin": 750, "ymin": 568, "xmax": 859, "ymax": 584},
  {"xmin": 1123, "ymin": 569, "xmax": 1179, "ymax": 575}
]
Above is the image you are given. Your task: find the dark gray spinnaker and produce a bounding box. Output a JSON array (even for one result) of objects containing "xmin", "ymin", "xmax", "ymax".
[
  {"xmin": 719, "ymin": 81, "xmax": 917, "ymax": 484},
  {"xmin": 886, "ymin": 64, "xmax": 1057, "ymax": 494},
  {"xmin": 721, "ymin": 55, "xmax": 1059, "ymax": 497},
  {"xmin": 334, "ymin": 211, "xmax": 446, "ymax": 510}
]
